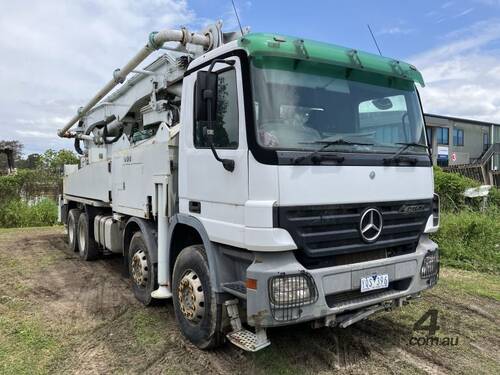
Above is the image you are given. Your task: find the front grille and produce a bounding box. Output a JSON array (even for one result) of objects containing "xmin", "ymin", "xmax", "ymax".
[
  {"xmin": 325, "ymin": 277, "xmax": 412, "ymax": 308},
  {"xmin": 274, "ymin": 200, "xmax": 432, "ymax": 259}
]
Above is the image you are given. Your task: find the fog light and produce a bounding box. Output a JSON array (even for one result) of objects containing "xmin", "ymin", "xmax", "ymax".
[
  {"xmin": 269, "ymin": 272, "xmax": 317, "ymax": 307},
  {"xmin": 421, "ymin": 249, "xmax": 439, "ymax": 279},
  {"xmin": 268, "ymin": 272, "xmax": 318, "ymax": 321}
]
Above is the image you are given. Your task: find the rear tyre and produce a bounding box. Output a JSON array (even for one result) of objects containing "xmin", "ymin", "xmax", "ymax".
[
  {"xmin": 128, "ymin": 232, "xmax": 157, "ymax": 306},
  {"xmin": 172, "ymin": 245, "xmax": 225, "ymax": 350},
  {"xmin": 77, "ymin": 212, "xmax": 99, "ymax": 261},
  {"xmin": 67, "ymin": 209, "xmax": 81, "ymax": 252}
]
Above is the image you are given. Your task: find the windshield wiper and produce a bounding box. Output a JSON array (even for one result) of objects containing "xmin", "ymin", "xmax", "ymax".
[
  {"xmin": 293, "ymin": 139, "xmax": 373, "ymax": 164},
  {"xmin": 383, "ymin": 142, "xmax": 428, "ymax": 165}
]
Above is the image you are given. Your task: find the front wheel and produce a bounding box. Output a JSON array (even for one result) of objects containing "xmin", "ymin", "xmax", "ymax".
[{"xmin": 172, "ymin": 245, "xmax": 224, "ymax": 349}]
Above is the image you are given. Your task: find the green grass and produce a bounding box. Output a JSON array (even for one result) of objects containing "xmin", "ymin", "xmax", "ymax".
[
  {"xmin": 431, "ymin": 209, "xmax": 500, "ymax": 274},
  {"xmin": 252, "ymin": 346, "xmax": 304, "ymax": 375},
  {"xmin": 438, "ymin": 268, "xmax": 500, "ymax": 301},
  {"xmin": 0, "ymin": 300, "xmax": 63, "ymax": 375},
  {"xmin": 131, "ymin": 309, "xmax": 167, "ymax": 347}
]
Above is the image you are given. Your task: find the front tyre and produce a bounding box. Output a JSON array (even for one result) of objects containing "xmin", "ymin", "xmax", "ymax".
[
  {"xmin": 172, "ymin": 245, "xmax": 224, "ymax": 349},
  {"xmin": 128, "ymin": 231, "xmax": 157, "ymax": 306}
]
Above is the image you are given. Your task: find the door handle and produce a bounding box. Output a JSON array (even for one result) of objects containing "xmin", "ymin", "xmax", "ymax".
[{"xmin": 189, "ymin": 201, "xmax": 201, "ymax": 213}]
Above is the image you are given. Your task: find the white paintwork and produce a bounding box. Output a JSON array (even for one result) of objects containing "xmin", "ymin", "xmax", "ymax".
[
  {"xmin": 179, "ymin": 57, "xmax": 249, "ymax": 226},
  {"xmin": 244, "ymin": 200, "xmax": 275, "ymax": 228},
  {"xmin": 152, "ymin": 179, "xmax": 172, "ymax": 299},
  {"xmin": 277, "ymin": 165, "xmax": 434, "ymax": 206},
  {"xmin": 424, "ymin": 214, "xmax": 439, "ymax": 233},
  {"xmin": 248, "ymin": 153, "xmax": 279, "ymax": 202},
  {"xmin": 63, "ymin": 164, "xmax": 78, "ymax": 176},
  {"xmin": 64, "ymin": 160, "xmax": 111, "ymax": 202},
  {"xmin": 112, "ymin": 123, "xmax": 170, "ymax": 216}
]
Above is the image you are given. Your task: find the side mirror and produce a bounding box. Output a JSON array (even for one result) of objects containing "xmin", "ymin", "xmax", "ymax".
[
  {"xmin": 194, "ymin": 59, "xmax": 236, "ymax": 172},
  {"xmin": 195, "ymin": 70, "xmax": 218, "ymax": 128}
]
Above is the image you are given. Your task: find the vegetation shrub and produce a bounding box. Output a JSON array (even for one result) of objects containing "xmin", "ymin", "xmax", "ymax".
[
  {"xmin": 433, "ymin": 166, "xmax": 499, "ymax": 211},
  {"xmin": 0, "ymin": 198, "xmax": 58, "ymax": 228},
  {"xmin": 431, "ymin": 208, "xmax": 500, "ymax": 274}
]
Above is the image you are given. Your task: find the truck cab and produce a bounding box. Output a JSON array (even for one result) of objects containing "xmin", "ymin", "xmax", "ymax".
[{"xmin": 59, "ymin": 30, "xmax": 440, "ymax": 352}]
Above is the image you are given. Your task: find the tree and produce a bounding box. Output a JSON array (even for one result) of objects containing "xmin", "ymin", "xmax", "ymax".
[
  {"xmin": 16, "ymin": 153, "xmax": 41, "ymax": 170},
  {"xmin": 0, "ymin": 140, "xmax": 23, "ymax": 171},
  {"xmin": 37, "ymin": 149, "xmax": 79, "ymax": 174}
]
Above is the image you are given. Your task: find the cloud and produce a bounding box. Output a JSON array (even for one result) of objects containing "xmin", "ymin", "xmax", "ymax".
[
  {"xmin": 378, "ymin": 26, "xmax": 415, "ymax": 35},
  {"xmin": 454, "ymin": 7, "xmax": 475, "ymax": 18},
  {"xmin": 412, "ymin": 19, "xmax": 500, "ymax": 123},
  {"xmin": 0, "ymin": 0, "xmax": 196, "ymax": 155}
]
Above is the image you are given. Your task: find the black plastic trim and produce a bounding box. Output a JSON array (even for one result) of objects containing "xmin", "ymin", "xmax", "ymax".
[{"xmin": 274, "ymin": 199, "xmax": 432, "ymax": 259}]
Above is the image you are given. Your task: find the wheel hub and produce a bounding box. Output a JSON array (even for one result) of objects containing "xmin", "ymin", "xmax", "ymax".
[
  {"xmin": 178, "ymin": 270, "xmax": 205, "ymax": 323},
  {"xmin": 131, "ymin": 250, "xmax": 149, "ymax": 287}
]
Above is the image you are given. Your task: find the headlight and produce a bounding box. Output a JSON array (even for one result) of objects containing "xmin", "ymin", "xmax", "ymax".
[
  {"xmin": 268, "ymin": 272, "xmax": 317, "ymax": 321},
  {"xmin": 420, "ymin": 249, "xmax": 439, "ymax": 279}
]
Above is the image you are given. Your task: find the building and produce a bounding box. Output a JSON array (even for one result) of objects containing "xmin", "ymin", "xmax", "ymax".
[{"xmin": 424, "ymin": 113, "xmax": 500, "ymax": 170}]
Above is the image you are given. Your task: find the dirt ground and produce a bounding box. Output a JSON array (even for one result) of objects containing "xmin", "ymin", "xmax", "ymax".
[{"xmin": 0, "ymin": 227, "xmax": 499, "ymax": 375}]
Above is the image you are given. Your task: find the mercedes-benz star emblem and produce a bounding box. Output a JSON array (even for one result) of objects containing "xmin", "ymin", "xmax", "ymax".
[{"xmin": 359, "ymin": 208, "xmax": 383, "ymax": 243}]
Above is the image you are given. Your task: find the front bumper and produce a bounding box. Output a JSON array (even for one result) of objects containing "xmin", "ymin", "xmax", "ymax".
[{"xmin": 246, "ymin": 235, "xmax": 438, "ymax": 328}]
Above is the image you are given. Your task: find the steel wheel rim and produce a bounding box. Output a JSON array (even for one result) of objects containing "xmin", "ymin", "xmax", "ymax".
[
  {"xmin": 177, "ymin": 269, "xmax": 205, "ymax": 323},
  {"xmin": 131, "ymin": 249, "xmax": 149, "ymax": 287}
]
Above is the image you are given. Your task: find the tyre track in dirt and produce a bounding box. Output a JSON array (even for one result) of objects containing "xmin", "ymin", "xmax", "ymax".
[{"xmin": 1, "ymin": 227, "xmax": 499, "ymax": 375}]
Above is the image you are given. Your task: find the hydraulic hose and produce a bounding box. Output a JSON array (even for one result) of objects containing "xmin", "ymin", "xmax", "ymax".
[{"xmin": 74, "ymin": 138, "xmax": 83, "ymax": 155}]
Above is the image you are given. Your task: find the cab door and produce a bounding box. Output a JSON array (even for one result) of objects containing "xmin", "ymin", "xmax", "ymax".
[{"xmin": 179, "ymin": 56, "xmax": 249, "ymax": 246}]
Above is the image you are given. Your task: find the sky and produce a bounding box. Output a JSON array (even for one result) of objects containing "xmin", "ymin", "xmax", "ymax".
[{"xmin": 1, "ymin": 0, "xmax": 500, "ymax": 155}]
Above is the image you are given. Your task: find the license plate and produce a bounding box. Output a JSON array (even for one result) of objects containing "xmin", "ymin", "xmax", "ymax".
[{"xmin": 360, "ymin": 274, "xmax": 389, "ymax": 292}]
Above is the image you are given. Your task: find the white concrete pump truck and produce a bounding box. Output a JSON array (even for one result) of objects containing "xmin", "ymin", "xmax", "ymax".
[{"xmin": 58, "ymin": 22, "xmax": 440, "ymax": 352}]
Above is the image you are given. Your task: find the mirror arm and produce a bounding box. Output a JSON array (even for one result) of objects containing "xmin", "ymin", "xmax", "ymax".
[
  {"xmin": 208, "ymin": 59, "xmax": 235, "ymax": 73},
  {"xmin": 210, "ymin": 144, "xmax": 235, "ymax": 172}
]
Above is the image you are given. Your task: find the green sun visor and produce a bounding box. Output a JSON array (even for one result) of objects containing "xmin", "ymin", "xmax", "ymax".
[{"xmin": 238, "ymin": 33, "xmax": 425, "ymax": 87}]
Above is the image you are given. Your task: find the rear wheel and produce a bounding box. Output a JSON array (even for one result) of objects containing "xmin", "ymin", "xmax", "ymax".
[
  {"xmin": 67, "ymin": 209, "xmax": 81, "ymax": 252},
  {"xmin": 128, "ymin": 232, "xmax": 157, "ymax": 306},
  {"xmin": 77, "ymin": 212, "xmax": 99, "ymax": 261},
  {"xmin": 172, "ymin": 245, "xmax": 224, "ymax": 349}
]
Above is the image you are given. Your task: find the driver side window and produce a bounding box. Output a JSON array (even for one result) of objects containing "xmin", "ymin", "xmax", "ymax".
[{"xmin": 193, "ymin": 69, "xmax": 239, "ymax": 149}]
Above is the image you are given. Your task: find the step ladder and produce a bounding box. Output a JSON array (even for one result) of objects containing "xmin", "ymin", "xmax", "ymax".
[{"xmin": 224, "ymin": 299, "xmax": 270, "ymax": 352}]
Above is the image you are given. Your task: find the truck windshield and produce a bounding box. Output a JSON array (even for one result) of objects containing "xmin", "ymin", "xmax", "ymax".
[{"xmin": 250, "ymin": 56, "xmax": 427, "ymax": 155}]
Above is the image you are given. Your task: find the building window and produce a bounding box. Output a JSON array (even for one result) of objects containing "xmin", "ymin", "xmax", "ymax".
[
  {"xmin": 453, "ymin": 128, "xmax": 464, "ymax": 146},
  {"xmin": 436, "ymin": 127, "xmax": 449, "ymax": 145},
  {"xmin": 426, "ymin": 127, "xmax": 433, "ymax": 144},
  {"xmin": 483, "ymin": 133, "xmax": 489, "ymax": 151}
]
